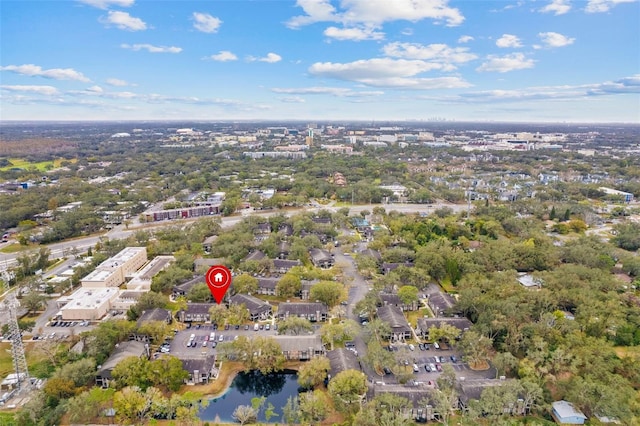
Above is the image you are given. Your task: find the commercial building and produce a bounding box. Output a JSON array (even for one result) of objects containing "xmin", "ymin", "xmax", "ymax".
[
  {"xmin": 81, "ymin": 247, "xmax": 147, "ymax": 288},
  {"xmin": 57, "ymin": 287, "xmax": 120, "ymax": 320}
]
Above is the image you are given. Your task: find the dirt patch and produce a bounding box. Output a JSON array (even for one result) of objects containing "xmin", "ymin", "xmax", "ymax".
[{"xmin": 469, "ymin": 360, "xmax": 490, "ymax": 371}]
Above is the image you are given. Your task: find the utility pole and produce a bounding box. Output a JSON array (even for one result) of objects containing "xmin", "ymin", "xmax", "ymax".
[{"xmin": 2, "ymin": 279, "xmax": 30, "ymax": 390}]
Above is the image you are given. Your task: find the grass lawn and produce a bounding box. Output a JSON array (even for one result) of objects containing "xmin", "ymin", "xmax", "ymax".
[
  {"xmin": 614, "ymin": 345, "xmax": 640, "ymax": 359},
  {"xmin": 0, "ymin": 157, "xmax": 76, "ymax": 172},
  {"xmin": 0, "ymin": 412, "xmax": 16, "ymax": 425},
  {"xmin": 0, "ymin": 243, "xmax": 30, "ymax": 254},
  {"xmin": 439, "ymin": 277, "xmax": 457, "ymax": 293},
  {"xmin": 405, "ymin": 308, "xmax": 431, "ymax": 330}
]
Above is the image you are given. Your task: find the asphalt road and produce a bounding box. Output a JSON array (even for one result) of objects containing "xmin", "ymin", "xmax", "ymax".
[{"xmin": 0, "ymin": 201, "xmax": 467, "ymax": 271}]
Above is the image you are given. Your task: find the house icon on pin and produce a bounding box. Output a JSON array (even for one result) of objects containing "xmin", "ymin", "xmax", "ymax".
[{"xmin": 214, "ymin": 272, "xmax": 224, "ymax": 283}]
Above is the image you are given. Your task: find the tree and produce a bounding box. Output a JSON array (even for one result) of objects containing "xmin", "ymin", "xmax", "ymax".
[
  {"xmin": 397, "ymin": 285, "xmax": 419, "ymax": 307},
  {"xmin": 276, "ymin": 272, "xmax": 301, "ymax": 298},
  {"xmin": 364, "ymin": 340, "xmax": 395, "ymax": 376},
  {"xmin": 150, "ymin": 355, "xmax": 189, "ymax": 391},
  {"xmin": 363, "ymin": 318, "xmax": 391, "ymax": 343},
  {"xmin": 43, "ymin": 377, "xmax": 77, "ymax": 404},
  {"xmin": 327, "ymin": 369, "xmax": 367, "ymax": 415},
  {"xmin": 309, "ymin": 280, "xmax": 346, "ymax": 308},
  {"xmin": 298, "ymin": 356, "xmax": 330, "ymax": 389},
  {"xmin": 113, "ymin": 386, "xmax": 150, "ymax": 424},
  {"xmin": 219, "ymin": 336, "xmax": 285, "ymax": 374},
  {"xmin": 232, "ymin": 405, "xmax": 257, "ymax": 425},
  {"xmin": 320, "ymin": 320, "xmax": 359, "ymax": 350},
  {"xmin": 427, "ymin": 324, "xmax": 462, "ymax": 346},
  {"xmin": 492, "ymin": 351, "xmax": 519, "ymax": 379},
  {"xmin": 355, "ymin": 393, "xmax": 413, "ymax": 426},
  {"xmin": 186, "ymin": 282, "xmax": 212, "ymax": 302},
  {"xmin": 66, "ymin": 387, "xmax": 115, "ymax": 424},
  {"xmin": 232, "ymin": 273, "xmax": 259, "ymax": 295},
  {"xmin": 282, "ymin": 395, "xmax": 300, "ymax": 425},
  {"xmin": 298, "ymin": 390, "xmax": 329, "ymax": 423},
  {"xmin": 21, "ymin": 291, "xmax": 47, "ymax": 314},
  {"xmin": 458, "ymin": 330, "xmax": 493, "ymax": 369},
  {"xmin": 111, "ymin": 356, "xmax": 151, "ymax": 390},
  {"xmin": 138, "ymin": 320, "xmax": 172, "ymax": 344},
  {"xmin": 277, "ymin": 316, "xmax": 313, "ymax": 335},
  {"xmin": 612, "ymin": 222, "xmax": 640, "ymax": 251},
  {"xmin": 53, "ymin": 357, "xmax": 96, "ymax": 387}
]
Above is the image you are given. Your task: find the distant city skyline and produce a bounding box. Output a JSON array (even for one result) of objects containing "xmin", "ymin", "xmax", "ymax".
[{"xmin": 1, "ymin": 0, "xmax": 639, "ymax": 123}]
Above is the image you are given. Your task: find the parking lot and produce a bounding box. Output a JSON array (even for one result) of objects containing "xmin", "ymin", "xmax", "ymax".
[
  {"xmin": 382, "ymin": 343, "xmax": 495, "ymax": 383},
  {"xmin": 167, "ymin": 323, "xmax": 280, "ymax": 358}
]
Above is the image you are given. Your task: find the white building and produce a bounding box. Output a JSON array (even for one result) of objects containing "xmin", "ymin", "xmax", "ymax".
[
  {"xmin": 57, "ymin": 287, "xmax": 119, "ymax": 320},
  {"xmin": 81, "ymin": 247, "xmax": 147, "ymax": 288}
]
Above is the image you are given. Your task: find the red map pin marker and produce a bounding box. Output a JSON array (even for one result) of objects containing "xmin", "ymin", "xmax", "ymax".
[{"xmin": 205, "ymin": 265, "xmax": 232, "ymax": 304}]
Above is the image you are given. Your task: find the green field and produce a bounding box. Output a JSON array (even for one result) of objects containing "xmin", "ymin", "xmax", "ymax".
[{"xmin": 0, "ymin": 158, "xmax": 72, "ymax": 172}]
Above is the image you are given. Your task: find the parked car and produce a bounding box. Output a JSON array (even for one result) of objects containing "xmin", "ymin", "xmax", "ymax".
[
  {"xmin": 450, "ymin": 355, "xmax": 457, "ymax": 362},
  {"xmin": 413, "ymin": 364, "xmax": 420, "ymax": 373},
  {"xmin": 408, "ymin": 344, "xmax": 415, "ymax": 351},
  {"xmin": 418, "ymin": 343, "xmax": 425, "ymax": 350}
]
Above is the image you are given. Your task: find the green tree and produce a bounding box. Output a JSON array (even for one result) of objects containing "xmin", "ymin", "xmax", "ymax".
[
  {"xmin": 138, "ymin": 320, "xmax": 172, "ymax": 344},
  {"xmin": 309, "ymin": 280, "xmax": 346, "ymax": 308},
  {"xmin": 299, "ymin": 390, "xmax": 329, "ymax": 423},
  {"xmin": 113, "ymin": 386, "xmax": 150, "ymax": 424},
  {"xmin": 427, "ymin": 324, "xmax": 462, "ymax": 345},
  {"xmin": 218, "ymin": 336, "xmax": 285, "ymax": 374},
  {"xmin": 458, "ymin": 330, "xmax": 493, "ymax": 369},
  {"xmin": 186, "ymin": 282, "xmax": 212, "ymax": 302},
  {"xmin": 127, "ymin": 291, "xmax": 168, "ymax": 320},
  {"xmin": 111, "ymin": 356, "xmax": 151, "ymax": 390},
  {"xmin": 492, "ymin": 351, "xmax": 519, "ymax": 379},
  {"xmin": 53, "ymin": 357, "xmax": 96, "ymax": 387},
  {"xmin": 397, "ymin": 285, "xmax": 419, "ymax": 307},
  {"xmin": 297, "ymin": 356, "xmax": 330, "ymax": 389},
  {"xmin": 319, "ymin": 320, "xmax": 359, "ymax": 350},
  {"xmin": 20, "ymin": 291, "xmax": 47, "ymax": 315},
  {"xmin": 150, "ymin": 355, "xmax": 189, "ymax": 391},
  {"xmin": 232, "ymin": 273, "xmax": 259, "ymax": 295},
  {"xmin": 327, "ymin": 369, "xmax": 367, "ymax": 415},
  {"xmin": 363, "ymin": 340, "xmax": 395, "ymax": 376},
  {"xmin": 276, "ymin": 272, "xmax": 302, "ymax": 298},
  {"xmin": 282, "ymin": 395, "xmax": 300, "ymax": 425},
  {"xmin": 355, "ymin": 393, "xmax": 413, "ymax": 426},
  {"xmin": 277, "ymin": 316, "xmax": 314, "ymax": 335}
]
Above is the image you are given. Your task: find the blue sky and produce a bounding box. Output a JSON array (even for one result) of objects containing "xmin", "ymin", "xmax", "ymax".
[{"xmin": 1, "ymin": 0, "xmax": 639, "ymax": 122}]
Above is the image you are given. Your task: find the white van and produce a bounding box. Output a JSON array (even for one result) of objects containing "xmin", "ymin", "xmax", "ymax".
[
  {"xmin": 433, "ymin": 342, "xmax": 440, "ymax": 350},
  {"xmin": 254, "ymin": 323, "xmax": 260, "ymax": 331}
]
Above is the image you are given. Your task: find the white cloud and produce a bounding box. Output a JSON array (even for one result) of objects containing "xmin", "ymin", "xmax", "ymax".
[
  {"xmin": 382, "ymin": 42, "xmax": 477, "ymax": 69},
  {"xmin": 496, "ymin": 34, "xmax": 522, "ymax": 48},
  {"xmin": 192, "ymin": 12, "xmax": 222, "ymax": 33},
  {"xmin": 279, "ymin": 96, "xmax": 306, "ymax": 103},
  {"xmin": 308, "ymin": 58, "xmax": 471, "ymax": 89},
  {"xmin": 324, "ymin": 26, "xmax": 385, "ymax": 41},
  {"xmin": 452, "ymin": 74, "xmax": 640, "ymax": 103},
  {"xmin": 77, "ymin": 0, "xmax": 135, "ymax": 9},
  {"xmin": 86, "ymin": 85, "xmax": 104, "ymax": 93},
  {"xmin": 247, "ymin": 53, "xmax": 282, "ymax": 63},
  {"xmin": 539, "ymin": 0, "xmax": 572, "ymax": 15},
  {"xmin": 272, "ymin": 86, "xmax": 384, "ymax": 97},
  {"xmin": 585, "ymin": 0, "xmax": 637, "ymax": 13},
  {"xmin": 287, "ymin": 0, "xmax": 464, "ymax": 28},
  {"xmin": 458, "ymin": 35, "xmax": 474, "ymax": 43},
  {"xmin": 106, "ymin": 78, "xmax": 131, "ymax": 86},
  {"xmin": 476, "ymin": 53, "xmax": 535, "ymax": 73},
  {"xmin": 1, "ymin": 85, "xmax": 59, "ymax": 95},
  {"xmin": 0, "ymin": 64, "xmax": 90, "ymax": 82},
  {"xmin": 101, "ymin": 11, "xmax": 147, "ymax": 31},
  {"xmin": 538, "ymin": 32, "xmax": 575, "ymax": 47},
  {"xmin": 121, "ymin": 43, "xmax": 182, "ymax": 53},
  {"xmin": 207, "ymin": 51, "xmax": 238, "ymax": 61}
]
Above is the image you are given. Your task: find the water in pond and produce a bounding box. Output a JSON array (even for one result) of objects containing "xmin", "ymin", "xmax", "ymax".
[{"xmin": 199, "ymin": 370, "xmax": 300, "ymax": 423}]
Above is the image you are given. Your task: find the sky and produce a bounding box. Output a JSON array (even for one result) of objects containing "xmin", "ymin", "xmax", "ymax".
[{"xmin": 1, "ymin": 0, "xmax": 639, "ymax": 123}]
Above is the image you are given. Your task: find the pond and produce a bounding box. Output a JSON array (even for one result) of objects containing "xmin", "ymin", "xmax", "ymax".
[{"xmin": 199, "ymin": 370, "xmax": 300, "ymax": 423}]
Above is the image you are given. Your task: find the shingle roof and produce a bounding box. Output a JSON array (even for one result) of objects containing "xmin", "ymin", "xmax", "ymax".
[
  {"xmin": 327, "ymin": 349, "xmax": 360, "ymax": 378},
  {"xmin": 229, "ymin": 293, "xmax": 271, "ymax": 315},
  {"xmin": 97, "ymin": 341, "xmax": 146, "ymax": 377},
  {"xmin": 279, "ymin": 302, "xmax": 328, "ymax": 315},
  {"xmin": 137, "ymin": 308, "xmax": 171, "ymax": 326},
  {"xmin": 416, "ymin": 317, "xmax": 473, "ymax": 333},
  {"xmin": 377, "ymin": 305, "xmax": 411, "ymax": 333},
  {"xmin": 181, "ymin": 355, "xmax": 216, "ymax": 373},
  {"xmin": 274, "ymin": 335, "xmax": 324, "ymax": 352}
]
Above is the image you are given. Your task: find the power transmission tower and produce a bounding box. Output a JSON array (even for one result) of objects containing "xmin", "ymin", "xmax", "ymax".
[{"xmin": 1, "ymin": 281, "xmax": 30, "ymax": 390}]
